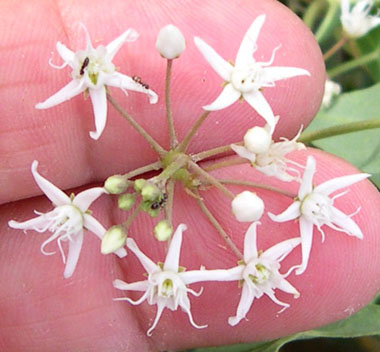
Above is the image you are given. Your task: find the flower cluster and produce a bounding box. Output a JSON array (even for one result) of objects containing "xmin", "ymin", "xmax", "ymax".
[{"xmin": 8, "ymin": 13, "xmax": 370, "ymax": 337}]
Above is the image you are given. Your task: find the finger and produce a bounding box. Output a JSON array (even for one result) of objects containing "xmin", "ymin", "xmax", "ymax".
[{"xmin": 0, "ymin": 0, "xmax": 324, "ymax": 204}]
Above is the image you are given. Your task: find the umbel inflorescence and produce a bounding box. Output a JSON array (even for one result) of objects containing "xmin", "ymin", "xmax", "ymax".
[{"xmin": 8, "ymin": 15, "xmax": 369, "ymax": 336}]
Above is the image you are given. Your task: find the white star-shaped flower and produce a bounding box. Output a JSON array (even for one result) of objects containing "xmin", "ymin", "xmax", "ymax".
[
  {"xmin": 113, "ymin": 224, "xmax": 242, "ymax": 335},
  {"xmin": 228, "ymin": 222, "xmax": 300, "ymax": 326},
  {"xmin": 231, "ymin": 121, "xmax": 305, "ymax": 182},
  {"xmin": 194, "ymin": 15, "xmax": 310, "ymax": 134},
  {"xmin": 8, "ymin": 161, "xmax": 126, "ymax": 278},
  {"xmin": 341, "ymin": 0, "xmax": 380, "ymax": 38},
  {"xmin": 36, "ymin": 24, "xmax": 158, "ymax": 140},
  {"xmin": 268, "ymin": 156, "xmax": 370, "ymax": 275}
]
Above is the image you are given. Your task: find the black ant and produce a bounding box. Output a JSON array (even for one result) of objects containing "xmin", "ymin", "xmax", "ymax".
[
  {"xmin": 132, "ymin": 75, "xmax": 149, "ymax": 90},
  {"xmin": 80, "ymin": 57, "xmax": 90, "ymax": 75},
  {"xmin": 151, "ymin": 193, "xmax": 168, "ymax": 210}
]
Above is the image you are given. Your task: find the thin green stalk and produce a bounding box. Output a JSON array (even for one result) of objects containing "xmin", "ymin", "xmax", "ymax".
[
  {"xmin": 107, "ymin": 93, "xmax": 166, "ymax": 156},
  {"xmin": 299, "ymin": 118, "xmax": 380, "ymax": 143},
  {"xmin": 195, "ymin": 189, "xmax": 242, "ymax": 260},
  {"xmin": 165, "ymin": 59, "xmax": 178, "ymax": 148},
  {"xmin": 164, "ymin": 179, "xmax": 175, "ymax": 230},
  {"xmin": 156, "ymin": 153, "xmax": 188, "ymax": 184},
  {"xmin": 122, "ymin": 161, "xmax": 162, "ymax": 179},
  {"xmin": 323, "ymin": 37, "xmax": 347, "ymax": 61},
  {"xmin": 177, "ymin": 111, "xmax": 210, "ymax": 152},
  {"xmin": 303, "ymin": 0, "xmax": 327, "ymax": 29},
  {"xmin": 192, "ymin": 143, "xmax": 238, "ymax": 162},
  {"xmin": 327, "ymin": 50, "xmax": 380, "ymax": 78},
  {"xmin": 122, "ymin": 200, "xmax": 141, "ymax": 229},
  {"xmin": 204, "ymin": 157, "xmax": 247, "ymax": 172},
  {"xmin": 315, "ymin": 1, "xmax": 340, "ymax": 43}
]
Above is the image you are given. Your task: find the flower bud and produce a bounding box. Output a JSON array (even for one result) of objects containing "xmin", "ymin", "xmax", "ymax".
[
  {"xmin": 244, "ymin": 127, "xmax": 272, "ymax": 154},
  {"xmin": 154, "ymin": 220, "xmax": 173, "ymax": 241},
  {"xmin": 156, "ymin": 24, "xmax": 186, "ymax": 59},
  {"xmin": 141, "ymin": 183, "xmax": 160, "ymax": 202},
  {"xmin": 134, "ymin": 179, "xmax": 146, "ymax": 192},
  {"xmin": 232, "ymin": 191, "xmax": 264, "ymax": 222},
  {"xmin": 118, "ymin": 193, "xmax": 136, "ymax": 211},
  {"xmin": 101, "ymin": 225, "xmax": 127, "ymax": 255},
  {"xmin": 104, "ymin": 175, "xmax": 129, "ymax": 194}
]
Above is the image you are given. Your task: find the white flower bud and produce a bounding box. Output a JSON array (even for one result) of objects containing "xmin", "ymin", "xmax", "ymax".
[
  {"xmin": 232, "ymin": 191, "xmax": 264, "ymax": 222},
  {"xmin": 156, "ymin": 24, "xmax": 186, "ymax": 59},
  {"xmin": 104, "ymin": 175, "xmax": 129, "ymax": 194},
  {"xmin": 154, "ymin": 220, "xmax": 173, "ymax": 241},
  {"xmin": 101, "ymin": 225, "xmax": 127, "ymax": 255},
  {"xmin": 244, "ymin": 127, "xmax": 272, "ymax": 154},
  {"xmin": 141, "ymin": 183, "xmax": 160, "ymax": 202},
  {"xmin": 118, "ymin": 193, "xmax": 136, "ymax": 211}
]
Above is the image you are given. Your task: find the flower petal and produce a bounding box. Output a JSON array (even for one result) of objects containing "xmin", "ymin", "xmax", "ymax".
[
  {"xmin": 261, "ymin": 66, "xmax": 310, "ymax": 83},
  {"xmin": 276, "ymin": 277, "xmax": 300, "ymax": 297},
  {"xmin": 83, "ymin": 214, "xmax": 126, "ymax": 258},
  {"xmin": 8, "ymin": 215, "xmax": 48, "ymax": 232},
  {"xmin": 262, "ymin": 237, "xmax": 301, "ymax": 262},
  {"xmin": 63, "ymin": 230, "xmax": 84, "ymax": 278},
  {"xmin": 295, "ymin": 216, "xmax": 314, "ymax": 275},
  {"xmin": 73, "ymin": 187, "xmax": 106, "ymax": 212},
  {"xmin": 127, "ymin": 238, "xmax": 159, "ymax": 274},
  {"xmin": 235, "ymin": 15, "xmax": 266, "ymax": 67},
  {"xmin": 268, "ymin": 201, "xmax": 301, "ymax": 223},
  {"xmin": 163, "ymin": 224, "xmax": 186, "ymax": 271},
  {"xmin": 330, "ymin": 206, "xmax": 363, "ymax": 239},
  {"xmin": 147, "ymin": 302, "xmax": 166, "ymax": 336},
  {"xmin": 106, "ymin": 72, "xmax": 158, "ymax": 104},
  {"xmin": 35, "ymin": 79, "xmax": 86, "ymax": 109},
  {"xmin": 113, "ymin": 279, "xmax": 149, "ymax": 291},
  {"xmin": 106, "ymin": 28, "xmax": 139, "ymax": 61},
  {"xmin": 243, "ymin": 221, "xmax": 259, "ymax": 263},
  {"xmin": 203, "ymin": 83, "xmax": 240, "ymax": 111},
  {"xmin": 314, "ymin": 173, "xmax": 370, "ymax": 196},
  {"xmin": 341, "ymin": 0, "xmax": 350, "ymax": 15},
  {"xmin": 230, "ymin": 144, "xmax": 256, "ymax": 163},
  {"xmin": 228, "ymin": 282, "xmax": 255, "ymax": 326},
  {"xmin": 180, "ymin": 266, "xmax": 244, "ymax": 285},
  {"xmin": 298, "ymin": 156, "xmax": 316, "ymax": 200},
  {"xmin": 194, "ymin": 36, "xmax": 233, "ymax": 82},
  {"xmin": 243, "ymin": 90, "xmax": 276, "ymax": 134},
  {"xmin": 30, "ymin": 160, "xmax": 70, "ymax": 206},
  {"xmin": 56, "ymin": 42, "xmax": 75, "ymax": 65},
  {"xmin": 88, "ymin": 86, "xmax": 107, "ymax": 140}
]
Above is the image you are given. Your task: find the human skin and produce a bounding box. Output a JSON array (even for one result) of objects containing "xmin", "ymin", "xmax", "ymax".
[{"xmin": 1, "ymin": 0, "xmax": 380, "ymax": 351}]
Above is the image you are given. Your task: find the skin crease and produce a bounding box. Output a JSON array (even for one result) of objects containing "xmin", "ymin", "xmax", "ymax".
[{"xmin": 1, "ymin": 0, "xmax": 380, "ymax": 351}]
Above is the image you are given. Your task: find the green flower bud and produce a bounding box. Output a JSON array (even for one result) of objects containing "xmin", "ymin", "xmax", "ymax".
[
  {"xmin": 101, "ymin": 225, "xmax": 127, "ymax": 254},
  {"xmin": 154, "ymin": 220, "xmax": 173, "ymax": 241},
  {"xmin": 141, "ymin": 183, "xmax": 160, "ymax": 202},
  {"xmin": 134, "ymin": 179, "xmax": 146, "ymax": 192},
  {"xmin": 104, "ymin": 175, "xmax": 129, "ymax": 194},
  {"xmin": 118, "ymin": 193, "xmax": 136, "ymax": 211}
]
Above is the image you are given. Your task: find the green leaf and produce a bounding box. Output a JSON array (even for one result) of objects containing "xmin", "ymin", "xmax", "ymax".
[{"xmin": 303, "ymin": 83, "xmax": 380, "ymax": 187}]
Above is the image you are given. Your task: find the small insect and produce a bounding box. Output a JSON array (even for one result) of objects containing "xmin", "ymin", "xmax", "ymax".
[
  {"xmin": 132, "ymin": 75, "xmax": 149, "ymax": 90},
  {"xmin": 151, "ymin": 193, "xmax": 168, "ymax": 210},
  {"xmin": 80, "ymin": 57, "xmax": 90, "ymax": 75}
]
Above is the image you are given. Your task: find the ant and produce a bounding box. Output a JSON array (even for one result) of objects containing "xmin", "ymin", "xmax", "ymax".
[
  {"xmin": 80, "ymin": 57, "xmax": 90, "ymax": 76},
  {"xmin": 151, "ymin": 193, "xmax": 168, "ymax": 210},
  {"xmin": 132, "ymin": 75, "xmax": 149, "ymax": 90}
]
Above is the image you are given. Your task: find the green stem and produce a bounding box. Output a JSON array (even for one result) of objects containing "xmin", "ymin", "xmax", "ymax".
[
  {"xmin": 156, "ymin": 153, "xmax": 188, "ymax": 184},
  {"xmin": 303, "ymin": 0, "xmax": 327, "ymax": 29},
  {"xmin": 315, "ymin": 1, "xmax": 340, "ymax": 43},
  {"xmin": 165, "ymin": 59, "xmax": 177, "ymax": 148},
  {"xmin": 192, "ymin": 143, "xmax": 238, "ymax": 162},
  {"xmin": 204, "ymin": 157, "xmax": 247, "ymax": 172},
  {"xmin": 195, "ymin": 189, "xmax": 242, "ymax": 259},
  {"xmin": 327, "ymin": 50, "xmax": 380, "ymax": 78},
  {"xmin": 164, "ymin": 179, "xmax": 175, "ymax": 229},
  {"xmin": 188, "ymin": 160, "xmax": 235, "ymax": 199},
  {"xmin": 177, "ymin": 111, "xmax": 210, "ymax": 152},
  {"xmin": 122, "ymin": 199, "xmax": 141, "ymax": 229},
  {"xmin": 122, "ymin": 161, "xmax": 162, "ymax": 179},
  {"xmin": 323, "ymin": 37, "xmax": 347, "ymax": 61},
  {"xmin": 107, "ymin": 93, "xmax": 166, "ymax": 156},
  {"xmin": 299, "ymin": 118, "xmax": 380, "ymax": 143}
]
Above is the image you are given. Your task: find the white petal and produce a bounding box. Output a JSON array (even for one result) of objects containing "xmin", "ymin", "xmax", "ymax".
[
  {"xmin": 180, "ymin": 295, "xmax": 208, "ymax": 330},
  {"xmin": 262, "ymin": 237, "xmax": 301, "ymax": 262},
  {"xmin": 230, "ymin": 144, "xmax": 256, "ymax": 162},
  {"xmin": 106, "ymin": 72, "xmax": 158, "ymax": 104},
  {"xmin": 89, "ymin": 86, "xmax": 107, "ymax": 140},
  {"xmin": 228, "ymin": 282, "xmax": 255, "ymax": 326},
  {"xmin": 244, "ymin": 221, "xmax": 259, "ymax": 262},
  {"xmin": 203, "ymin": 83, "xmax": 240, "ymax": 111},
  {"xmin": 261, "ymin": 66, "xmax": 310, "ymax": 83},
  {"xmin": 295, "ymin": 216, "xmax": 314, "ymax": 275},
  {"xmin": 56, "ymin": 42, "xmax": 75, "ymax": 65},
  {"xmin": 113, "ymin": 279, "xmax": 149, "ymax": 291},
  {"xmin": 268, "ymin": 201, "xmax": 301, "ymax": 223},
  {"xmin": 243, "ymin": 90, "xmax": 276, "ymax": 134},
  {"xmin": 193, "ymin": 37, "xmax": 233, "ymax": 82},
  {"xmin": 298, "ymin": 156, "xmax": 316, "ymax": 200},
  {"xmin": 181, "ymin": 266, "xmax": 244, "ymax": 285},
  {"xmin": 341, "ymin": 0, "xmax": 350, "ymax": 15},
  {"xmin": 147, "ymin": 302, "xmax": 166, "ymax": 336},
  {"xmin": 106, "ymin": 28, "xmax": 139, "ymax": 61},
  {"xmin": 276, "ymin": 277, "xmax": 300, "ymax": 297},
  {"xmin": 79, "ymin": 22, "xmax": 94, "ymax": 51},
  {"xmin": 8, "ymin": 215, "xmax": 47, "ymax": 232},
  {"xmin": 163, "ymin": 224, "xmax": 186, "ymax": 271},
  {"xmin": 315, "ymin": 173, "xmax": 370, "ymax": 196},
  {"xmin": 330, "ymin": 206, "xmax": 363, "ymax": 239},
  {"xmin": 63, "ymin": 231, "xmax": 84, "ymax": 278},
  {"xmin": 264, "ymin": 290, "xmax": 290, "ymax": 312},
  {"xmin": 235, "ymin": 15, "xmax": 266, "ymax": 67},
  {"xmin": 73, "ymin": 187, "xmax": 106, "ymax": 212},
  {"xmin": 35, "ymin": 79, "xmax": 86, "ymax": 109},
  {"xmin": 127, "ymin": 238, "xmax": 159, "ymax": 274},
  {"xmin": 31, "ymin": 160, "xmax": 70, "ymax": 206}
]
